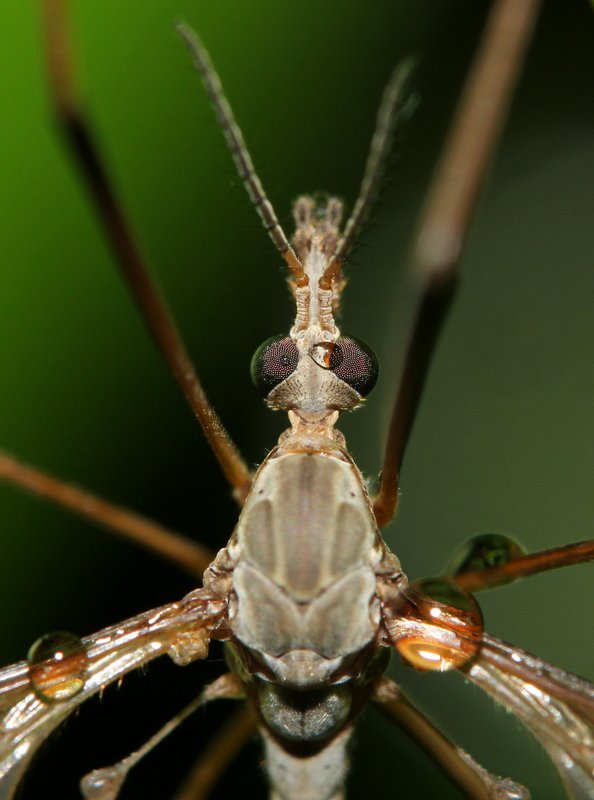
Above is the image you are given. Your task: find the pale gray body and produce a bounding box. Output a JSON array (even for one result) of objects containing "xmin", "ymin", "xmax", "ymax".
[
  {"xmin": 204, "ymin": 446, "xmax": 401, "ymax": 800},
  {"xmin": 232, "ymin": 452, "xmax": 381, "ymax": 676},
  {"xmin": 195, "ymin": 178, "xmax": 405, "ymax": 798}
]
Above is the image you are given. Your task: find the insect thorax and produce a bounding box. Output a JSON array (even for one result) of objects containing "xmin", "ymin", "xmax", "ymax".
[{"xmin": 203, "ymin": 439, "xmax": 403, "ymax": 800}]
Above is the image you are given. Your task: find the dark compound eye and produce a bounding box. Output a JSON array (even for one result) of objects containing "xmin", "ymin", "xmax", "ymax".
[
  {"xmin": 328, "ymin": 336, "xmax": 379, "ymax": 396},
  {"xmin": 251, "ymin": 335, "xmax": 299, "ymax": 396}
]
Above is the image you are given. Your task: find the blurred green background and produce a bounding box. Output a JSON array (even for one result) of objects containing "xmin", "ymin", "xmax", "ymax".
[{"xmin": 0, "ymin": 0, "xmax": 592, "ymax": 797}]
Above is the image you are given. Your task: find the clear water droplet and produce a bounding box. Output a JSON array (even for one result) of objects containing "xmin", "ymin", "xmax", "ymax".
[
  {"xmin": 394, "ymin": 577, "xmax": 483, "ymax": 672},
  {"xmin": 494, "ymin": 779, "xmax": 531, "ymax": 799},
  {"xmin": 414, "ymin": 577, "xmax": 480, "ymax": 612},
  {"xmin": 444, "ymin": 533, "xmax": 526, "ymax": 585},
  {"xmin": 28, "ymin": 631, "xmax": 88, "ymax": 704},
  {"xmin": 457, "ymin": 748, "xmax": 531, "ymax": 798},
  {"xmin": 81, "ymin": 765, "xmax": 127, "ymax": 800}
]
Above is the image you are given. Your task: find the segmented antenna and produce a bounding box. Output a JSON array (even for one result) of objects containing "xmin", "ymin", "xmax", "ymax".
[
  {"xmin": 321, "ymin": 59, "xmax": 416, "ymax": 288},
  {"xmin": 177, "ymin": 22, "xmax": 305, "ymax": 283}
]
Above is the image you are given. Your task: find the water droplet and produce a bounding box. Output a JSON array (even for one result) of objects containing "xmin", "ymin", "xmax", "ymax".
[
  {"xmin": 80, "ymin": 765, "xmax": 127, "ymax": 800},
  {"xmin": 394, "ymin": 578, "xmax": 483, "ymax": 672},
  {"xmin": 444, "ymin": 533, "xmax": 526, "ymax": 585},
  {"xmin": 309, "ymin": 342, "xmax": 336, "ymax": 369},
  {"xmin": 457, "ymin": 748, "xmax": 531, "ymax": 798},
  {"xmin": 28, "ymin": 631, "xmax": 88, "ymax": 704},
  {"xmin": 494, "ymin": 779, "xmax": 531, "ymax": 799},
  {"xmin": 413, "ymin": 577, "xmax": 480, "ymax": 612}
]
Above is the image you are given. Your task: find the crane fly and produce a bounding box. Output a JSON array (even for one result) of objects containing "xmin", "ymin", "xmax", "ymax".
[{"xmin": 3, "ymin": 1, "xmax": 591, "ymax": 796}]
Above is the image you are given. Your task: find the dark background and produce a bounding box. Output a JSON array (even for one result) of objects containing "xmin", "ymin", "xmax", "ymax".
[{"xmin": 0, "ymin": 0, "xmax": 592, "ymax": 797}]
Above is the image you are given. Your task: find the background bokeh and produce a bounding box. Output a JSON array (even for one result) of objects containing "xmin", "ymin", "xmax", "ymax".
[{"xmin": 0, "ymin": 0, "xmax": 592, "ymax": 797}]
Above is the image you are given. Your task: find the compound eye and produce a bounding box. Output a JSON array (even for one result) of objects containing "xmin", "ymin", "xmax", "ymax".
[
  {"xmin": 251, "ymin": 335, "xmax": 299, "ymax": 396},
  {"xmin": 328, "ymin": 336, "xmax": 379, "ymax": 396}
]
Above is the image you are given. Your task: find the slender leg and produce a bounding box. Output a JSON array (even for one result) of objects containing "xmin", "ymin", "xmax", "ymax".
[
  {"xmin": 452, "ymin": 540, "xmax": 594, "ymax": 593},
  {"xmin": 0, "ymin": 450, "xmax": 214, "ymax": 576},
  {"xmin": 0, "ymin": 588, "xmax": 226, "ymax": 787},
  {"xmin": 173, "ymin": 704, "xmax": 257, "ymax": 800},
  {"xmin": 39, "ymin": 0, "xmax": 252, "ymax": 502},
  {"xmin": 80, "ymin": 674, "xmax": 245, "ymax": 800},
  {"xmin": 372, "ymin": 678, "xmax": 526, "ymax": 799},
  {"xmin": 373, "ymin": 0, "xmax": 542, "ymax": 528}
]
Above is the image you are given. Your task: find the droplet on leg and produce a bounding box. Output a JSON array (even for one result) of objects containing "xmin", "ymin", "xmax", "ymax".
[
  {"xmin": 392, "ymin": 577, "xmax": 484, "ymax": 671},
  {"xmin": 444, "ymin": 533, "xmax": 526, "ymax": 585},
  {"xmin": 28, "ymin": 630, "xmax": 88, "ymax": 704}
]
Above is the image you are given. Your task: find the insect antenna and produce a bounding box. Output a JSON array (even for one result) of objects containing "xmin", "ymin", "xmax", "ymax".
[
  {"xmin": 320, "ymin": 58, "xmax": 417, "ymax": 288},
  {"xmin": 176, "ymin": 22, "xmax": 305, "ymax": 285}
]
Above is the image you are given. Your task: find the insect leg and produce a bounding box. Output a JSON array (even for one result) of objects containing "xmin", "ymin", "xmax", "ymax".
[
  {"xmin": 0, "ymin": 450, "xmax": 213, "ymax": 576},
  {"xmin": 80, "ymin": 673, "xmax": 245, "ymax": 800},
  {"xmin": 39, "ymin": 0, "xmax": 252, "ymax": 501},
  {"xmin": 373, "ymin": 0, "xmax": 542, "ymax": 528},
  {"xmin": 371, "ymin": 678, "xmax": 527, "ymax": 799},
  {"xmin": 382, "ymin": 576, "xmax": 594, "ymax": 796},
  {"xmin": 451, "ymin": 539, "xmax": 594, "ymax": 593},
  {"xmin": 0, "ymin": 588, "xmax": 226, "ymax": 797},
  {"xmin": 173, "ymin": 704, "xmax": 257, "ymax": 800}
]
